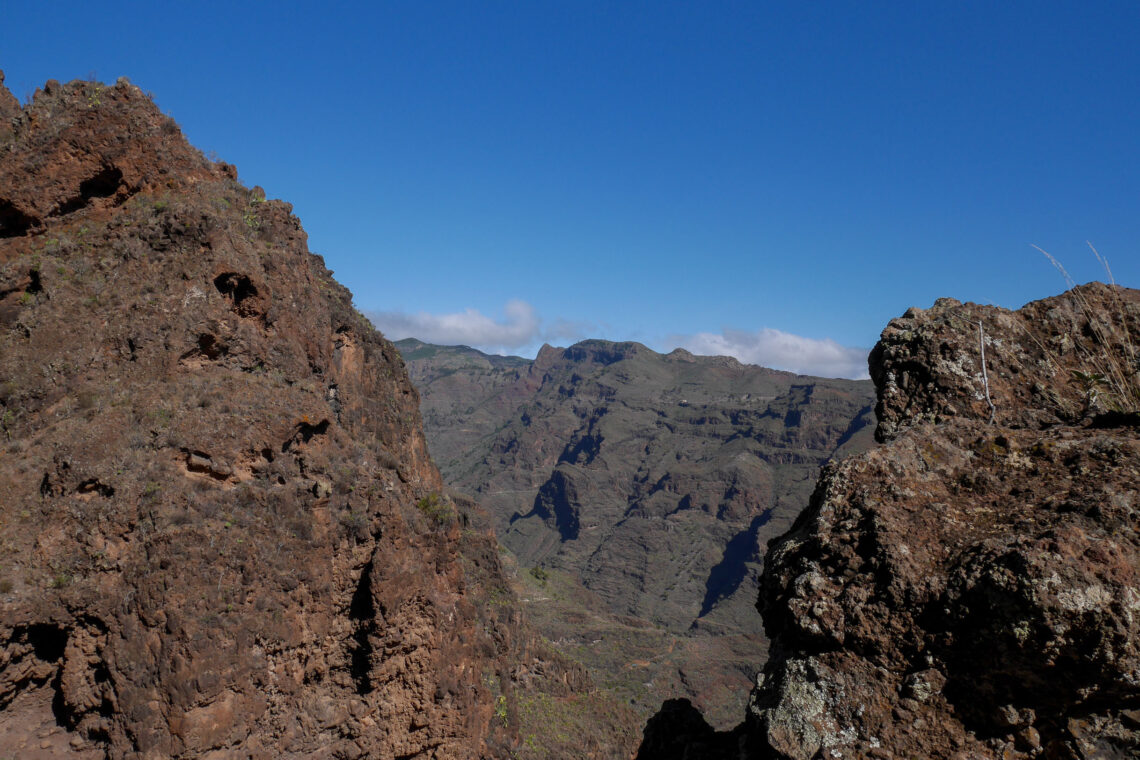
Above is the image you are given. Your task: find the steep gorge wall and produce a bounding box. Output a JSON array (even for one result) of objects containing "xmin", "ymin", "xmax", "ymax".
[
  {"xmin": 401, "ymin": 338, "xmax": 875, "ymax": 725},
  {"xmin": 405, "ymin": 338, "xmax": 875, "ymax": 634},
  {"xmin": 0, "ymin": 76, "xmax": 625, "ymax": 759}
]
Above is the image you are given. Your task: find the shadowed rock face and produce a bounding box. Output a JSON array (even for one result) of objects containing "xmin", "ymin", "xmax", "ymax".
[
  {"xmin": 0, "ymin": 76, "xmax": 635, "ymax": 759},
  {"xmin": 399, "ymin": 337, "xmax": 875, "ymax": 726},
  {"xmin": 639, "ymin": 284, "xmax": 1140, "ymax": 759}
]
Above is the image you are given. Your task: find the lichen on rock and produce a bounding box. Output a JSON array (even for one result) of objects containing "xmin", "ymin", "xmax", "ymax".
[{"xmin": 640, "ymin": 286, "xmax": 1140, "ymax": 758}]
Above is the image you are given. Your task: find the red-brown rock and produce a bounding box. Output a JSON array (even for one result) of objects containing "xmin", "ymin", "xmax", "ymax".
[{"xmin": 0, "ymin": 77, "xmax": 629, "ymax": 759}]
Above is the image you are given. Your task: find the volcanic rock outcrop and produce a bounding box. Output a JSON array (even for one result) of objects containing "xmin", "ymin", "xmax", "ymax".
[
  {"xmin": 0, "ymin": 76, "xmax": 633, "ymax": 759},
  {"xmin": 398, "ymin": 338, "xmax": 875, "ymax": 725},
  {"xmin": 639, "ymin": 284, "xmax": 1140, "ymax": 758}
]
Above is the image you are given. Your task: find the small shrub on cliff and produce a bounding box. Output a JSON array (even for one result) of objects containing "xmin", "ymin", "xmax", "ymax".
[
  {"xmin": 1, "ymin": 409, "xmax": 18, "ymax": 440},
  {"xmin": 416, "ymin": 492, "xmax": 453, "ymax": 526},
  {"xmin": 339, "ymin": 510, "xmax": 369, "ymax": 543},
  {"xmin": 141, "ymin": 481, "xmax": 161, "ymax": 504}
]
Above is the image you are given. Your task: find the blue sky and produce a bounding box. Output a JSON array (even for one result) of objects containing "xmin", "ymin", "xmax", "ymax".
[{"xmin": 4, "ymin": 2, "xmax": 1139, "ymax": 377}]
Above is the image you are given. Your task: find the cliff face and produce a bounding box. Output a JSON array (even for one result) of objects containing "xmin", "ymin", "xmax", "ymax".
[
  {"xmin": 640, "ymin": 284, "xmax": 1140, "ymax": 758},
  {"xmin": 0, "ymin": 77, "xmax": 626, "ymax": 759},
  {"xmin": 400, "ymin": 337, "xmax": 875, "ymax": 726}
]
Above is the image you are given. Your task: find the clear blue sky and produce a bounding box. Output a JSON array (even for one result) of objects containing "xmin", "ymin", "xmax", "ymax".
[{"xmin": 5, "ymin": 2, "xmax": 1139, "ymax": 376}]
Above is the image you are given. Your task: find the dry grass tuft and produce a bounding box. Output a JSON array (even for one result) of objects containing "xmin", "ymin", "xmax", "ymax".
[{"xmin": 1035, "ymin": 243, "xmax": 1139, "ymax": 414}]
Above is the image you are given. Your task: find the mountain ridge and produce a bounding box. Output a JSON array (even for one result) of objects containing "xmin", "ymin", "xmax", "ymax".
[{"xmin": 398, "ymin": 336, "xmax": 876, "ymax": 725}]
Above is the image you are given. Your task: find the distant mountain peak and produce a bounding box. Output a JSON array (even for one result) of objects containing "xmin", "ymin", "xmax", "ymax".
[{"xmin": 399, "ymin": 335, "xmax": 876, "ymax": 725}]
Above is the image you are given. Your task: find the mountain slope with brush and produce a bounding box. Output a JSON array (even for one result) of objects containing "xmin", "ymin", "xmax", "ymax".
[
  {"xmin": 0, "ymin": 75, "xmax": 636, "ymax": 759},
  {"xmin": 399, "ymin": 337, "xmax": 875, "ymax": 725}
]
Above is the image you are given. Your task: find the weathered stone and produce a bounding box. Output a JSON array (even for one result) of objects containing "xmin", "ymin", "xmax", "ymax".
[
  {"xmin": 639, "ymin": 286, "xmax": 1140, "ymax": 758},
  {"xmin": 0, "ymin": 76, "xmax": 635, "ymax": 759}
]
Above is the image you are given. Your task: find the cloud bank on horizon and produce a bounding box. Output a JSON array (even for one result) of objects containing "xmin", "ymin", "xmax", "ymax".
[
  {"xmin": 672, "ymin": 328, "xmax": 870, "ymax": 379},
  {"xmin": 366, "ymin": 300, "xmax": 589, "ymax": 356},
  {"xmin": 368, "ymin": 300, "xmax": 869, "ymax": 380}
]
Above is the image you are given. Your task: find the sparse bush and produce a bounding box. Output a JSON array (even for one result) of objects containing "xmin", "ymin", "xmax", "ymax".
[
  {"xmin": 1, "ymin": 408, "xmax": 18, "ymax": 440},
  {"xmin": 196, "ymin": 495, "xmax": 220, "ymax": 519},
  {"xmin": 141, "ymin": 481, "xmax": 161, "ymax": 503},
  {"xmin": 339, "ymin": 510, "xmax": 369, "ymax": 542},
  {"xmin": 168, "ymin": 508, "xmax": 193, "ymax": 527},
  {"xmin": 288, "ymin": 516, "xmax": 313, "ymax": 541},
  {"xmin": 334, "ymin": 466, "xmax": 355, "ymax": 494},
  {"xmin": 235, "ymin": 483, "xmax": 260, "ymax": 510},
  {"xmin": 416, "ymin": 492, "xmax": 453, "ymax": 526},
  {"xmin": 1037, "ymin": 245, "xmax": 1139, "ymax": 414}
]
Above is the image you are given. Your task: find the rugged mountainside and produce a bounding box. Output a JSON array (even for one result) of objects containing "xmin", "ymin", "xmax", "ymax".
[
  {"xmin": 398, "ymin": 337, "xmax": 875, "ymax": 725},
  {"xmin": 640, "ymin": 284, "xmax": 1140, "ymax": 759},
  {"xmin": 0, "ymin": 76, "xmax": 637, "ymax": 759}
]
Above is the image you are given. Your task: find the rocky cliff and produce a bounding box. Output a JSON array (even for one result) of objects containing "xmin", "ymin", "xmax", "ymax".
[
  {"xmin": 0, "ymin": 76, "xmax": 634, "ymax": 759},
  {"xmin": 399, "ymin": 338, "xmax": 875, "ymax": 726},
  {"xmin": 639, "ymin": 284, "xmax": 1140, "ymax": 758}
]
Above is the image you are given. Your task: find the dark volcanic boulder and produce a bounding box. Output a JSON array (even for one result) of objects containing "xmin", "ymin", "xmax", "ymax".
[
  {"xmin": 871, "ymin": 284, "xmax": 1140, "ymax": 439},
  {"xmin": 640, "ymin": 285, "xmax": 1140, "ymax": 759},
  {"xmin": 0, "ymin": 76, "xmax": 627, "ymax": 759},
  {"xmin": 750, "ymin": 286, "xmax": 1140, "ymax": 759}
]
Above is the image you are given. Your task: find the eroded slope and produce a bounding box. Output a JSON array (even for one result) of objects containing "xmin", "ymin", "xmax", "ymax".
[
  {"xmin": 0, "ymin": 76, "xmax": 632, "ymax": 759},
  {"xmin": 401, "ymin": 338, "xmax": 875, "ymax": 725}
]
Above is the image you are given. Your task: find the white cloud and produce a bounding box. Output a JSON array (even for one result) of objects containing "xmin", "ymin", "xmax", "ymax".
[
  {"xmin": 672, "ymin": 327, "xmax": 870, "ymax": 379},
  {"xmin": 367, "ymin": 301, "xmax": 868, "ymax": 377},
  {"xmin": 366, "ymin": 299, "xmax": 592, "ymax": 355},
  {"xmin": 543, "ymin": 317, "xmax": 595, "ymax": 343}
]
